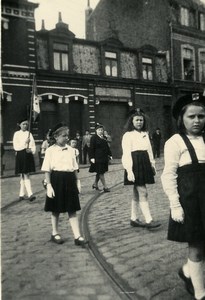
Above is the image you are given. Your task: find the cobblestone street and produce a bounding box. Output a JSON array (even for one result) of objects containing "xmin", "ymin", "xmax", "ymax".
[{"xmin": 1, "ymin": 159, "xmax": 201, "ymax": 299}]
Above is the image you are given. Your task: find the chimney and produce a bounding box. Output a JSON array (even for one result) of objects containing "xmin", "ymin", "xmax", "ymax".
[{"xmin": 85, "ymin": 0, "xmax": 93, "ymax": 39}]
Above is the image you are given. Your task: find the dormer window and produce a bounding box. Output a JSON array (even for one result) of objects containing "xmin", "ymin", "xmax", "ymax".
[
  {"xmin": 181, "ymin": 7, "xmax": 189, "ymax": 26},
  {"xmin": 199, "ymin": 13, "xmax": 205, "ymax": 31},
  {"xmin": 142, "ymin": 57, "xmax": 153, "ymax": 80},
  {"xmin": 53, "ymin": 43, "xmax": 69, "ymax": 71},
  {"xmin": 105, "ymin": 51, "xmax": 118, "ymax": 77}
]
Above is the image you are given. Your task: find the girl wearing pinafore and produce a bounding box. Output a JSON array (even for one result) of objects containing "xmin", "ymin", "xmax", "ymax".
[
  {"xmin": 122, "ymin": 109, "xmax": 161, "ymax": 229},
  {"xmin": 161, "ymin": 94, "xmax": 205, "ymax": 300},
  {"xmin": 41, "ymin": 123, "xmax": 86, "ymax": 246}
]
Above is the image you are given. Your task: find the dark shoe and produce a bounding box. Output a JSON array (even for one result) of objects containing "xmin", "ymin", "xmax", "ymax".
[
  {"xmin": 19, "ymin": 196, "xmax": 25, "ymax": 201},
  {"xmin": 130, "ymin": 219, "xmax": 146, "ymax": 228},
  {"xmin": 145, "ymin": 220, "xmax": 161, "ymax": 229},
  {"xmin": 51, "ymin": 234, "xmax": 64, "ymax": 245},
  {"xmin": 178, "ymin": 267, "xmax": 194, "ymax": 295},
  {"xmin": 28, "ymin": 195, "xmax": 36, "ymax": 202},
  {"xmin": 92, "ymin": 184, "xmax": 100, "ymax": 190},
  {"xmin": 103, "ymin": 188, "xmax": 110, "ymax": 192},
  {"xmin": 74, "ymin": 237, "xmax": 88, "ymax": 248}
]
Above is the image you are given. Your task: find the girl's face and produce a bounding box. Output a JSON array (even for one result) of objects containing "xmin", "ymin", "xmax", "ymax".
[
  {"xmin": 183, "ymin": 105, "xmax": 205, "ymax": 136},
  {"xmin": 132, "ymin": 116, "xmax": 144, "ymax": 131},
  {"xmin": 20, "ymin": 121, "xmax": 28, "ymax": 131},
  {"xmin": 55, "ymin": 129, "xmax": 69, "ymax": 146},
  {"xmin": 70, "ymin": 140, "xmax": 77, "ymax": 148},
  {"xmin": 96, "ymin": 127, "xmax": 104, "ymax": 136}
]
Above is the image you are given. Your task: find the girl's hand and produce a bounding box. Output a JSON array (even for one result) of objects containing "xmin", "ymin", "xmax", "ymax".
[
  {"xmin": 47, "ymin": 183, "xmax": 55, "ymax": 198},
  {"xmin": 171, "ymin": 207, "xmax": 184, "ymax": 223},
  {"xmin": 127, "ymin": 171, "xmax": 135, "ymax": 182},
  {"xmin": 90, "ymin": 158, "xmax": 95, "ymax": 164},
  {"xmin": 26, "ymin": 148, "xmax": 32, "ymax": 153}
]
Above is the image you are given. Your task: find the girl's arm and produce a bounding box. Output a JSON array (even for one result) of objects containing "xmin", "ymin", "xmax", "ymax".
[
  {"xmin": 121, "ymin": 133, "xmax": 133, "ymax": 172},
  {"xmin": 161, "ymin": 138, "xmax": 181, "ymax": 208}
]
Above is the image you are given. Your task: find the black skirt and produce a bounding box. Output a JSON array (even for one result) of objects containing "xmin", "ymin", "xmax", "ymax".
[
  {"xmin": 168, "ymin": 163, "xmax": 205, "ymax": 243},
  {"xmin": 124, "ymin": 150, "xmax": 155, "ymax": 186},
  {"xmin": 15, "ymin": 149, "xmax": 35, "ymax": 174},
  {"xmin": 89, "ymin": 161, "xmax": 108, "ymax": 174},
  {"xmin": 44, "ymin": 171, "xmax": 81, "ymax": 213}
]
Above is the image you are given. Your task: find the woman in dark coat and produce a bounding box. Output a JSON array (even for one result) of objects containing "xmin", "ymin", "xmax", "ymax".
[{"xmin": 89, "ymin": 123, "xmax": 112, "ymax": 192}]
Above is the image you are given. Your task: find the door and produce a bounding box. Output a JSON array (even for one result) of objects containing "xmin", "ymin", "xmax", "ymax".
[
  {"xmin": 69, "ymin": 101, "xmax": 83, "ymax": 137},
  {"xmin": 95, "ymin": 102, "xmax": 128, "ymax": 158}
]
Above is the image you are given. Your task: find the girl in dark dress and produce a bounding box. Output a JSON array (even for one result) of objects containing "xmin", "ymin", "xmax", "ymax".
[
  {"xmin": 161, "ymin": 94, "xmax": 205, "ymax": 300},
  {"xmin": 89, "ymin": 123, "xmax": 112, "ymax": 192},
  {"xmin": 41, "ymin": 123, "xmax": 87, "ymax": 247}
]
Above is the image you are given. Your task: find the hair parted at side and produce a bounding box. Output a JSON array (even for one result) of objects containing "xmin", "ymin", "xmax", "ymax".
[{"xmin": 123, "ymin": 108, "xmax": 147, "ymax": 133}]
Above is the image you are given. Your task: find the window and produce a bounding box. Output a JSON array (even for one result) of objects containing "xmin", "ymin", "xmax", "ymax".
[
  {"xmin": 199, "ymin": 51, "xmax": 205, "ymax": 82},
  {"xmin": 181, "ymin": 7, "xmax": 189, "ymax": 26},
  {"xmin": 189, "ymin": 9, "xmax": 196, "ymax": 28},
  {"xmin": 182, "ymin": 47, "xmax": 195, "ymax": 81},
  {"xmin": 53, "ymin": 43, "xmax": 69, "ymax": 71},
  {"xmin": 142, "ymin": 57, "xmax": 153, "ymax": 80},
  {"xmin": 199, "ymin": 13, "xmax": 205, "ymax": 31},
  {"xmin": 105, "ymin": 51, "xmax": 118, "ymax": 77}
]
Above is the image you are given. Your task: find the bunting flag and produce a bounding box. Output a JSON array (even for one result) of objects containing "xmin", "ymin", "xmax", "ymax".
[{"xmin": 32, "ymin": 75, "xmax": 40, "ymax": 121}]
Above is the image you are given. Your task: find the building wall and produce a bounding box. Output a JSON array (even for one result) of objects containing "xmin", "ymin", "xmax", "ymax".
[{"xmin": 86, "ymin": 0, "xmax": 170, "ymax": 50}]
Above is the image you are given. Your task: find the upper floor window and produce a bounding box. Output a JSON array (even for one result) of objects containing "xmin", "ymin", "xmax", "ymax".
[
  {"xmin": 182, "ymin": 47, "xmax": 195, "ymax": 81},
  {"xmin": 181, "ymin": 7, "xmax": 189, "ymax": 26},
  {"xmin": 199, "ymin": 13, "xmax": 205, "ymax": 31},
  {"xmin": 199, "ymin": 50, "xmax": 205, "ymax": 82},
  {"xmin": 105, "ymin": 51, "xmax": 118, "ymax": 77},
  {"xmin": 142, "ymin": 57, "xmax": 153, "ymax": 80},
  {"xmin": 53, "ymin": 43, "xmax": 69, "ymax": 71}
]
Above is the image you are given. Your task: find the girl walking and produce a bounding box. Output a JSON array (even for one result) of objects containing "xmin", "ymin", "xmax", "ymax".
[
  {"xmin": 13, "ymin": 118, "xmax": 36, "ymax": 201},
  {"xmin": 41, "ymin": 123, "xmax": 86, "ymax": 246},
  {"xmin": 122, "ymin": 109, "xmax": 161, "ymax": 229},
  {"xmin": 161, "ymin": 94, "xmax": 205, "ymax": 300},
  {"xmin": 89, "ymin": 123, "xmax": 112, "ymax": 192}
]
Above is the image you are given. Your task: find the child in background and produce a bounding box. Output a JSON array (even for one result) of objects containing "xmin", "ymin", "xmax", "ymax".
[
  {"xmin": 161, "ymin": 94, "xmax": 205, "ymax": 300},
  {"xmin": 13, "ymin": 118, "xmax": 36, "ymax": 201},
  {"xmin": 41, "ymin": 123, "xmax": 86, "ymax": 246},
  {"xmin": 122, "ymin": 108, "xmax": 161, "ymax": 229},
  {"xmin": 40, "ymin": 129, "xmax": 51, "ymax": 166}
]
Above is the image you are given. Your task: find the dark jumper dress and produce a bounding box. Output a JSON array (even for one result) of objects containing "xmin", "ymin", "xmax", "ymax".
[{"xmin": 168, "ymin": 134, "xmax": 205, "ymax": 243}]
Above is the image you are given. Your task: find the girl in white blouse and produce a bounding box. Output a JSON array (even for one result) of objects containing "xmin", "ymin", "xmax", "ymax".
[
  {"xmin": 41, "ymin": 123, "xmax": 86, "ymax": 247},
  {"xmin": 13, "ymin": 118, "xmax": 36, "ymax": 201},
  {"xmin": 161, "ymin": 94, "xmax": 205, "ymax": 300},
  {"xmin": 122, "ymin": 109, "xmax": 161, "ymax": 229}
]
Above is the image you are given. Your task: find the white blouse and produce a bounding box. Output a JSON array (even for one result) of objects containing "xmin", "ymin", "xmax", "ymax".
[
  {"xmin": 13, "ymin": 130, "xmax": 36, "ymax": 154},
  {"xmin": 121, "ymin": 130, "xmax": 155, "ymax": 172},
  {"xmin": 161, "ymin": 134, "xmax": 205, "ymax": 208},
  {"xmin": 41, "ymin": 144, "xmax": 78, "ymax": 172}
]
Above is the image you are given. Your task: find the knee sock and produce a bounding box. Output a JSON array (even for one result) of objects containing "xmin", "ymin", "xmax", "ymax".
[
  {"xmin": 24, "ymin": 179, "xmax": 33, "ymax": 197},
  {"xmin": 19, "ymin": 178, "xmax": 25, "ymax": 197},
  {"xmin": 51, "ymin": 214, "xmax": 59, "ymax": 236},
  {"xmin": 139, "ymin": 201, "xmax": 152, "ymax": 223},
  {"xmin": 183, "ymin": 260, "xmax": 190, "ymax": 278},
  {"xmin": 189, "ymin": 259, "xmax": 205, "ymax": 300},
  {"xmin": 131, "ymin": 200, "xmax": 138, "ymax": 221},
  {"xmin": 69, "ymin": 216, "xmax": 81, "ymax": 239}
]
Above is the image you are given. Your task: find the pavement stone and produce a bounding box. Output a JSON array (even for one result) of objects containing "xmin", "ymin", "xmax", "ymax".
[{"xmin": 1, "ymin": 159, "xmax": 204, "ymax": 300}]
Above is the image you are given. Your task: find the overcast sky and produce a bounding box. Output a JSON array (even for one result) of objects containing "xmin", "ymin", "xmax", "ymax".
[
  {"xmin": 31, "ymin": 0, "xmax": 205, "ymax": 38},
  {"xmin": 31, "ymin": 0, "xmax": 100, "ymax": 38}
]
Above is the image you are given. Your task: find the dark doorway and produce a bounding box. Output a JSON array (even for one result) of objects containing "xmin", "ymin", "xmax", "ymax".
[
  {"xmin": 95, "ymin": 102, "xmax": 128, "ymax": 158},
  {"xmin": 69, "ymin": 101, "xmax": 83, "ymax": 137}
]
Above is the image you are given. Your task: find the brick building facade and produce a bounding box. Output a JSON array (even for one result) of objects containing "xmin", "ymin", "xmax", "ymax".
[{"xmin": 3, "ymin": 0, "xmax": 201, "ymax": 169}]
